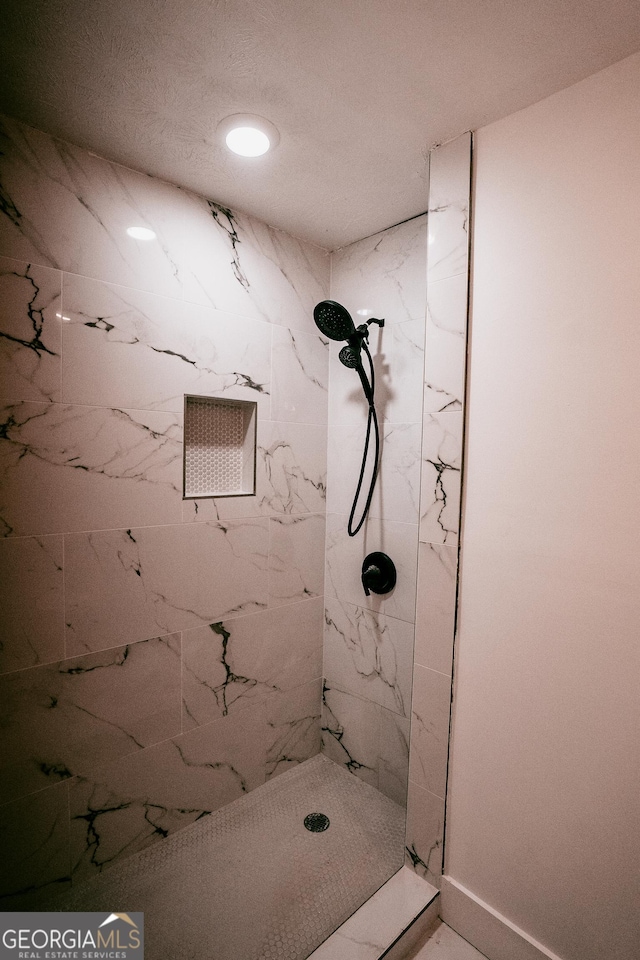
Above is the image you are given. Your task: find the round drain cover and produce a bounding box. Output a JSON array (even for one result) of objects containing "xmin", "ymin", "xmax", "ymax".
[{"xmin": 304, "ymin": 812, "xmax": 330, "ymax": 832}]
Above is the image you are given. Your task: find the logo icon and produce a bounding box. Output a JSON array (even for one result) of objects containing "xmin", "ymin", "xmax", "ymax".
[{"xmin": 0, "ymin": 911, "xmax": 144, "ymax": 958}]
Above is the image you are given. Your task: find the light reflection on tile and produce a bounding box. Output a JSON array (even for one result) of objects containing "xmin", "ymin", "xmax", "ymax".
[
  {"xmin": 0, "ymin": 116, "xmax": 191, "ymax": 296},
  {"xmin": 62, "ymin": 274, "xmax": 272, "ymax": 415}
]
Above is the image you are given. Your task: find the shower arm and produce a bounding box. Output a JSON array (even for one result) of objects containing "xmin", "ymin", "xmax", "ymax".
[{"xmin": 347, "ymin": 319, "xmax": 384, "ymax": 404}]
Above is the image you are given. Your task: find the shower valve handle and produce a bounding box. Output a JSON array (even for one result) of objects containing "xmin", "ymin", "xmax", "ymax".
[{"xmin": 361, "ymin": 552, "xmax": 397, "ymax": 596}]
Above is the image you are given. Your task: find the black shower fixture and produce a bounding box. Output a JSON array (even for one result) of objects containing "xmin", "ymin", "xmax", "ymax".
[
  {"xmin": 361, "ymin": 552, "xmax": 397, "ymax": 597},
  {"xmin": 313, "ymin": 300, "xmax": 384, "ymax": 399},
  {"xmin": 313, "ymin": 299, "xmax": 356, "ymax": 341},
  {"xmin": 313, "ymin": 300, "xmax": 385, "ymax": 537}
]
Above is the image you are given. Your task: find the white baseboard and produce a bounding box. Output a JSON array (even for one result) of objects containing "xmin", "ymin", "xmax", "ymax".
[{"xmin": 440, "ymin": 876, "xmax": 566, "ymax": 960}]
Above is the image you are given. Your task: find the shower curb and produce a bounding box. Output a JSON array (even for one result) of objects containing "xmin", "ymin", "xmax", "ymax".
[{"xmin": 308, "ymin": 866, "xmax": 439, "ymax": 960}]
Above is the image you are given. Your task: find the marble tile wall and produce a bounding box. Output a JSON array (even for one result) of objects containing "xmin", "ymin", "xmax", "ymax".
[
  {"xmin": 0, "ymin": 114, "xmax": 329, "ymax": 908},
  {"xmin": 322, "ymin": 215, "xmax": 427, "ymax": 807},
  {"xmin": 405, "ymin": 134, "xmax": 472, "ymax": 887}
]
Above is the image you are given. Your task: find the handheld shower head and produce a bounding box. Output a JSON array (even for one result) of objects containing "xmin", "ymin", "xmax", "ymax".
[
  {"xmin": 338, "ymin": 345, "xmax": 361, "ymax": 368},
  {"xmin": 313, "ymin": 300, "xmax": 356, "ymax": 341},
  {"xmin": 311, "ymin": 299, "xmax": 382, "ymax": 537},
  {"xmin": 340, "ymin": 344, "xmax": 374, "ymax": 404}
]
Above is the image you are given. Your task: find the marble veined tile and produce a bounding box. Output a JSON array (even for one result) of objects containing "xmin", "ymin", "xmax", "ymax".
[
  {"xmin": 260, "ymin": 421, "xmax": 327, "ymax": 515},
  {"xmin": 0, "ymin": 115, "xmax": 191, "ymax": 299},
  {"xmin": 322, "ymin": 684, "xmax": 410, "ymax": 805},
  {"xmin": 323, "ymin": 598, "xmax": 413, "ymax": 719},
  {"xmin": 325, "ymin": 514, "xmax": 418, "ymax": 623},
  {"xmin": 182, "ymin": 420, "xmax": 327, "ymax": 523},
  {"xmin": 0, "ymin": 257, "xmax": 62, "ymax": 402},
  {"xmin": 378, "ymin": 318, "xmax": 426, "ymax": 425},
  {"xmin": 415, "ymin": 542, "xmax": 458, "ymax": 676},
  {"xmin": 322, "ymin": 684, "xmax": 380, "ymax": 789},
  {"xmin": 0, "ymin": 400, "xmax": 182, "ymax": 537},
  {"xmin": 424, "ymin": 274, "xmax": 468, "ymax": 414},
  {"xmin": 182, "ymin": 598, "xmax": 323, "ymax": 728},
  {"xmin": 0, "ymin": 635, "xmax": 181, "ymax": 805},
  {"xmin": 268, "ymin": 514, "xmax": 325, "ymax": 606},
  {"xmin": 419, "ymin": 411, "xmax": 463, "ymax": 547},
  {"xmin": 308, "ymin": 867, "xmax": 437, "ymax": 960},
  {"xmin": 379, "ymin": 709, "xmax": 410, "ymax": 806},
  {"xmin": 176, "ymin": 193, "xmax": 330, "ymax": 324},
  {"xmin": 327, "ymin": 343, "xmax": 375, "ymax": 427},
  {"xmin": 0, "ymin": 535, "xmax": 64, "ymax": 674},
  {"xmin": 69, "ymin": 705, "xmax": 268, "ymax": 881},
  {"xmin": 265, "ymin": 678, "xmax": 322, "ymax": 778},
  {"xmin": 328, "ymin": 317, "xmax": 424, "ymax": 427},
  {"xmin": 65, "ymin": 520, "xmax": 269, "ymax": 655},
  {"xmin": 412, "ymin": 921, "xmax": 489, "ymax": 960},
  {"xmin": 0, "ymin": 115, "xmax": 330, "ymax": 318},
  {"xmin": 62, "ymin": 274, "xmax": 272, "ymax": 415},
  {"xmin": 408, "ymin": 664, "xmax": 452, "ymax": 801},
  {"xmin": 427, "ymin": 134, "xmax": 471, "ymax": 283},
  {"xmin": 271, "ymin": 324, "xmax": 329, "ymax": 423},
  {"xmin": 331, "ymin": 215, "xmax": 428, "ymax": 325},
  {"xmin": 0, "ymin": 780, "xmax": 71, "ymax": 908},
  {"xmin": 405, "ymin": 780, "xmax": 444, "ymax": 888},
  {"xmin": 327, "ymin": 420, "xmax": 421, "ymax": 525}
]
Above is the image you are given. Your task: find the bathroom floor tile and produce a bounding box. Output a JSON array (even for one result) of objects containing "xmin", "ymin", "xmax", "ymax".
[
  {"xmin": 410, "ymin": 921, "xmax": 488, "ymax": 960},
  {"xmin": 50, "ymin": 754, "xmax": 405, "ymax": 960}
]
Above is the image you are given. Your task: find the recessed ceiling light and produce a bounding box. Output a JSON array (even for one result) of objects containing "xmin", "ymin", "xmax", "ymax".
[
  {"xmin": 126, "ymin": 226, "xmax": 157, "ymax": 240},
  {"xmin": 218, "ymin": 114, "xmax": 280, "ymax": 157}
]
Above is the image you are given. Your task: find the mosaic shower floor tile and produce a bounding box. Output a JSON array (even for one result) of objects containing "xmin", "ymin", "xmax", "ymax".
[{"xmin": 51, "ymin": 754, "xmax": 405, "ymax": 960}]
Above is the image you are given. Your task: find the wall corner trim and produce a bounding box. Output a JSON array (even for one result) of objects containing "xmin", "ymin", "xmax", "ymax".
[{"xmin": 439, "ymin": 876, "xmax": 566, "ymax": 960}]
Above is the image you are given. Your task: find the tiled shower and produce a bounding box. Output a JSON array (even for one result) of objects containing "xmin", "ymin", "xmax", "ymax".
[{"xmin": 0, "ymin": 110, "xmax": 471, "ymax": 942}]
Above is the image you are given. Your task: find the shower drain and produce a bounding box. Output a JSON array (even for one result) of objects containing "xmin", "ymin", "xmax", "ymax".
[{"xmin": 304, "ymin": 812, "xmax": 330, "ymax": 832}]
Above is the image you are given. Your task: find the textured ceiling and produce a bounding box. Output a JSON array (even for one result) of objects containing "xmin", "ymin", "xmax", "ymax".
[{"xmin": 1, "ymin": 0, "xmax": 640, "ymax": 249}]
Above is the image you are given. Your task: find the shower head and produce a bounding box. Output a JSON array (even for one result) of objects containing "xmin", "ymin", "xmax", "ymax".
[
  {"xmin": 313, "ymin": 300, "xmax": 356, "ymax": 341},
  {"xmin": 340, "ymin": 344, "xmax": 374, "ymax": 404},
  {"xmin": 338, "ymin": 345, "xmax": 361, "ymax": 368}
]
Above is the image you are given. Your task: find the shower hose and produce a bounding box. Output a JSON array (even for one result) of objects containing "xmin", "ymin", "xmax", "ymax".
[{"xmin": 348, "ymin": 340, "xmax": 380, "ymax": 537}]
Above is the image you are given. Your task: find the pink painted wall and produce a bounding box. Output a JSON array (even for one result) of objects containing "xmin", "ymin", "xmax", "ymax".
[{"xmin": 446, "ymin": 52, "xmax": 640, "ymax": 960}]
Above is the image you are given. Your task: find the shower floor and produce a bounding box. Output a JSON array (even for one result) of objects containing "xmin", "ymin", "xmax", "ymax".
[{"xmin": 54, "ymin": 754, "xmax": 406, "ymax": 960}]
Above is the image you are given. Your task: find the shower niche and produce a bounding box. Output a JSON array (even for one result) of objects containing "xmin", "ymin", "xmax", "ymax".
[{"xmin": 183, "ymin": 395, "xmax": 257, "ymax": 499}]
